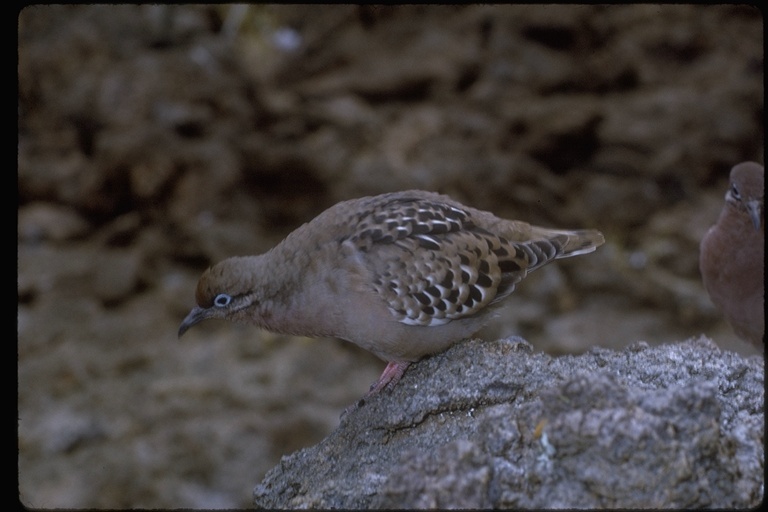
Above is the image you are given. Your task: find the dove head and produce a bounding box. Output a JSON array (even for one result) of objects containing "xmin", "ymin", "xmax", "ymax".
[
  {"xmin": 726, "ymin": 162, "xmax": 764, "ymax": 231},
  {"xmin": 178, "ymin": 256, "xmax": 269, "ymax": 337}
]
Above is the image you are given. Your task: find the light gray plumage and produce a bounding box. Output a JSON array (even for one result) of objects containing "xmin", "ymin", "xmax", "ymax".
[{"xmin": 179, "ymin": 190, "xmax": 605, "ymax": 398}]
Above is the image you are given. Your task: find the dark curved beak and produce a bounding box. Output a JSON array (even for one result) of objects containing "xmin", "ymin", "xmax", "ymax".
[
  {"xmin": 178, "ymin": 306, "xmax": 209, "ymax": 338},
  {"xmin": 746, "ymin": 200, "xmax": 762, "ymax": 230}
]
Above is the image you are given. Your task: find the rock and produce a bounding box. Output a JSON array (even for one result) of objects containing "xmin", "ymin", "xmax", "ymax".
[
  {"xmin": 253, "ymin": 336, "xmax": 763, "ymax": 508},
  {"xmin": 92, "ymin": 249, "xmax": 143, "ymax": 304},
  {"xmin": 18, "ymin": 202, "xmax": 90, "ymax": 243},
  {"xmin": 18, "ymin": 243, "xmax": 143, "ymax": 306}
]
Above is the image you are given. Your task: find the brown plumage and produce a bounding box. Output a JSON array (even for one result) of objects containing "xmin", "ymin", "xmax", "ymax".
[
  {"xmin": 700, "ymin": 162, "xmax": 765, "ymax": 347},
  {"xmin": 179, "ymin": 190, "xmax": 605, "ymax": 398}
]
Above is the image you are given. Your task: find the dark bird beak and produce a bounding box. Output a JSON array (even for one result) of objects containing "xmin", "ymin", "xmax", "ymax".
[
  {"xmin": 178, "ymin": 306, "xmax": 209, "ymax": 338},
  {"xmin": 746, "ymin": 200, "xmax": 762, "ymax": 230}
]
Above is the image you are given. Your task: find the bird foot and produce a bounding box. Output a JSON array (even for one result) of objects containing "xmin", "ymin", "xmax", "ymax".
[
  {"xmin": 366, "ymin": 360, "xmax": 411, "ymax": 395},
  {"xmin": 339, "ymin": 361, "xmax": 411, "ymax": 419}
]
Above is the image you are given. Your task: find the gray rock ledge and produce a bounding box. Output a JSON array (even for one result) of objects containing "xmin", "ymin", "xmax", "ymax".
[{"xmin": 253, "ymin": 336, "xmax": 764, "ymax": 508}]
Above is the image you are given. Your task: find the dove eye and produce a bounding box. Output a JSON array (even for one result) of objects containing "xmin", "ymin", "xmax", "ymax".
[
  {"xmin": 730, "ymin": 183, "xmax": 741, "ymax": 200},
  {"xmin": 213, "ymin": 293, "xmax": 232, "ymax": 307}
]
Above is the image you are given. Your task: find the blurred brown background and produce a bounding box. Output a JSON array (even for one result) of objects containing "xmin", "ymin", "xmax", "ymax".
[{"xmin": 18, "ymin": 5, "xmax": 763, "ymax": 508}]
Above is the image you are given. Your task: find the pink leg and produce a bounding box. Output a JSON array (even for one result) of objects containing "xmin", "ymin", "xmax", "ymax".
[
  {"xmin": 366, "ymin": 361, "xmax": 411, "ymax": 396},
  {"xmin": 341, "ymin": 361, "xmax": 412, "ymax": 417}
]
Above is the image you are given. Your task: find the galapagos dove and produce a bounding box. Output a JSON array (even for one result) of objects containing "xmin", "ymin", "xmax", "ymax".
[
  {"xmin": 179, "ymin": 190, "xmax": 605, "ymax": 399},
  {"xmin": 700, "ymin": 162, "xmax": 764, "ymax": 347}
]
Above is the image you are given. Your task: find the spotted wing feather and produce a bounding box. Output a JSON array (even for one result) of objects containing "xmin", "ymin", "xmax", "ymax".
[{"xmin": 343, "ymin": 195, "xmax": 567, "ymax": 326}]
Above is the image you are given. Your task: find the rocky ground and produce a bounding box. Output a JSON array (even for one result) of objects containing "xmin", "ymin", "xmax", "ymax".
[
  {"xmin": 254, "ymin": 337, "xmax": 764, "ymax": 509},
  {"xmin": 18, "ymin": 5, "xmax": 763, "ymax": 509}
]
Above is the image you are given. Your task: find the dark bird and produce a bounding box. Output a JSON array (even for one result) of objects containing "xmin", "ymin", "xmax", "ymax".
[{"xmin": 700, "ymin": 162, "xmax": 764, "ymax": 347}]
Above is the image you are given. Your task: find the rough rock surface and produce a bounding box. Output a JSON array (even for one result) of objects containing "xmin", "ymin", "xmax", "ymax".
[{"xmin": 254, "ymin": 337, "xmax": 764, "ymax": 509}]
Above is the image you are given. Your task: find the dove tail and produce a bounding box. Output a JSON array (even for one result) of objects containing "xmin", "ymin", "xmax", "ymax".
[
  {"xmin": 559, "ymin": 229, "xmax": 605, "ymax": 257},
  {"xmin": 533, "ymin": 228, "xmax": 605, "ymax": 258}
]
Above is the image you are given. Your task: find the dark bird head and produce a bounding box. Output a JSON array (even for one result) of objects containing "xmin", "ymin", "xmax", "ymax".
[{"xmin": 726, "ymin": 162, "xmax": 764, "ymax": 231}]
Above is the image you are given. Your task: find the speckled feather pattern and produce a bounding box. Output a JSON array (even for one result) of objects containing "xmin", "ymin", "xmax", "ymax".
[{"xmin": 338, "ymin": 193, "xmax": 599, "ymax": 327}]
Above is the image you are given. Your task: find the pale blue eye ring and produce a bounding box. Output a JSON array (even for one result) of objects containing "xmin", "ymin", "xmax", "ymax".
[{"xmin": 214, "ymin": 293, "xmax": 232, "ymax": 307}]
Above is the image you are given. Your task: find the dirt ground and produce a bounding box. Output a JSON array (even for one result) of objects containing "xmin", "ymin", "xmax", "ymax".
[{"xmin": 18, "ymin": 5, "xmax": 763, "ymax": 508}]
